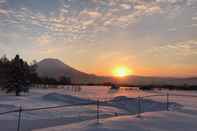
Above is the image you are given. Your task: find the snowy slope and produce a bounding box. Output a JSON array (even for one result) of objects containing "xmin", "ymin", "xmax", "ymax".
[
  {"xmin": 35, "ymin": 111, "xmax": 197, "ymax": 131},
  {"xmin": 1, "ymin": 88, "xmax": 197, "ymax": 131}
]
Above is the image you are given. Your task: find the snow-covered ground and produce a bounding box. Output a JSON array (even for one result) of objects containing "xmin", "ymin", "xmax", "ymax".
[
  {"xmin": 0, "ymin": 87, "xmax": 197, "ymax": 131},
  {"xmin": 35, "ymin": 111, "xmax": 197, "ymax": 131},
  {"xmin": 0, "ymin": 88, "xmax": 129, "ymax": 131}
]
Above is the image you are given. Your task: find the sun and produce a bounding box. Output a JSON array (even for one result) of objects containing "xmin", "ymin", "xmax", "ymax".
[{"xmin": 112, "ymin": 66, "xmax": 132, "ymax": 77}]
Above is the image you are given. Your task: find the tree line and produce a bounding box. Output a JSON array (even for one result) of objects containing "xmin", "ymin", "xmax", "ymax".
[{"xmin": 0, "ymin": 55, "xmax": 71, "ymax": 96}]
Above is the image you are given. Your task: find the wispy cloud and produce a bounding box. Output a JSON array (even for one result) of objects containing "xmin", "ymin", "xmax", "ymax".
[
  {"xmin": 0, "ymin": 0, "xmax": 168, "ymax": 42},
  {"xmin": 35, "ymin": 35, "xmax": 51, "ymax": 45},
  {"xmin": 149, "ymin": 39, "xmax": 197, "ymax": 57},
  {"xmin": 1, "ymin": 0, "xmax": 197, "ymax": 45},
  {"xmin": 0, "ymin": 0, "xmax": 8, "ymax": 16}
]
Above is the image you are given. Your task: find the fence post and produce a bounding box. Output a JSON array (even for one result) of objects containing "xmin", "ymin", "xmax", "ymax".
[
  {"xmin": 17, "ymin": 106, "xmax": 22, "ymax": 131},
  {"xmin": 137, "ymin": 96, "xmax": 141, "ymax": 118},
  {"xmin": 166, "ymin": 93, "xmax": 169, "ymax": 111},
  {"xmin": 96, "ymin": 100, "xmax": 100, "ymax": 124}
]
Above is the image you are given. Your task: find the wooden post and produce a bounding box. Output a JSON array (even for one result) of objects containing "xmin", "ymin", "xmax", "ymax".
[
  {"xmin": 17, "ymin": 106, "xmax": 22, "ymax": 131},
  {"xmin": 137, "ymin": 96, "xmax": 141, "ymax": 118},
  {"xmin": 97, "ymin": 100, "xmax": 100, "ymax": 124},
  {"xmin": 166, "ymin": 93, "xmax": 169, "ymax": 111}
]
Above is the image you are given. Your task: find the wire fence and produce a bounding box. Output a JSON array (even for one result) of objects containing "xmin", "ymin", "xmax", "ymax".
[{"xmin": 0, "ymin": 93, "xmax": 197, "ymax": 131}]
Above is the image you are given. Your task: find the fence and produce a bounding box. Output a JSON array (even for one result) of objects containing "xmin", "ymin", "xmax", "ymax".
[{"xmin": 0, "ymin": 93, "xmax": 197, "ymax": 131}]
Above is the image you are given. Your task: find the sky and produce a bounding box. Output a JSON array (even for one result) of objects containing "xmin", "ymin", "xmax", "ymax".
[{"xmin": 0, "ymin": 0, "xmax": 197, "ymax": 77}]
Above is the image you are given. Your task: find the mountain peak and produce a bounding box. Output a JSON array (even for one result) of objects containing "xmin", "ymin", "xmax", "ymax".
[
  {"xmin": 39, "ymin": 58, "xmax": 65, "ymax": 65},
  {"xmin": 36, "ymin": 58, "xmax": 87, "ymax": 80}
]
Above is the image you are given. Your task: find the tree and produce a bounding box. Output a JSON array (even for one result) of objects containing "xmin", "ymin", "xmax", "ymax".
[
  {"xmin": 29, "ymin": 60, "xmax": 40, "ymax": 84},
  {"xmin": 1, "ymin": 55, "xmax": 37, "ymax": 96},
  {"xmin": 0, "ymin": 55, "xmax": 10, "ymax": 88},
  {"xmin": 59, "ymin": 76, "xmax": 71, "ymax": 85},
  {"xmin": 41, "ymin": 77, "xmax": 59, "ymax": 85}
]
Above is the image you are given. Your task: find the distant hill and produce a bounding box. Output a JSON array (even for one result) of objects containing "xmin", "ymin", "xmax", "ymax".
[
  {"xmin": 36, "ymin": 58, "xmax": 197, "ymax": 85},
  {"xmin": 37, "ymin": 58, "xmax": 88, "ymax": 79}
]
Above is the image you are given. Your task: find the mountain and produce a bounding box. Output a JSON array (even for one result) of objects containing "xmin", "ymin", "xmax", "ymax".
[
  {"xmin": 36, "ymin": 58, "xmax": 88, "ymax": 79},
  {"xmin": 36, "ymin": 58, "xmax": 197, "ymax": 85},
  {"xmin": 36, "ymin": 58, "xmax": 110, "ymax": 84}
]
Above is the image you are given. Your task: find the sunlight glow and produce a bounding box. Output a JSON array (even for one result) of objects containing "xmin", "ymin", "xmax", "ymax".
[{"xmin": 112, "ymin": 66, "xmax": 132, "ymax": 77}]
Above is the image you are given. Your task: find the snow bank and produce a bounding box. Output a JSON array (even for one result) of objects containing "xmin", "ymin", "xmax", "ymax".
[
  {"xmin": 43, "ymin": 93, "xmax": 181, "ymax": 115},
  {"xmin": 35, "ymin": 111, "xmax": 197, "ymax": 131},
  {"xmin": 43, "ymin": 93, "xmax": 94, "ymax": 104},
  {"xmin": 105, "ymin": 96, "xmax": 181, "ymax": 114}
]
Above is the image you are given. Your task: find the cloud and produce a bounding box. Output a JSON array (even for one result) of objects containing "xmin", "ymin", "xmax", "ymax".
[
  {"xmin": 0, "ymin": 0, "xmax": 8, "ymax": 16},
  {"xmin": 0, "ymin": 1, "xmax": 161, "ymax": 30},
  {"xmin": 0, "ymin": 0, "xmax": 196, "ymax": 43},
  {"xmin": 120, "ymin": 4, "xmax": 132, "ymax": 10},
  {"xmin": 134, "ymin": 4, "xmax": 162, "ymax": 15},
  {"xmin": 168, "ymin": 28, "xmax": 177, "ymax": 32},
  {"xmin": 0, "ymin": 8, "xmax": 7, "ymax": 15},
  {"xmin": 156, "ymin": 0, "xmax": 185, "ymax": 4},
  {"xmin": 79, "ymin": 10, "xmax": 102, "ymax": 18},
  {"xmin": 35, "ymin": 35, "xmax": 50, "ymax": 45},
  {"xmin": 149, "ymin": 39, "xmax": 197, "ymax": 57},
  {"xmin": 192, "ymin": 17, "xmax": 197, "ymax": 20}
]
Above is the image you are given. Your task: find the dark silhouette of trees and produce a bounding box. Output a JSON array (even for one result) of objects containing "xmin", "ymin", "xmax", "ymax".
[
  {"xmin": 0, "ymin": 55, "xmax": 10, "ymax": 89},
  {"xmin": 29, "ymin": 60, "xmax": 41, "ymax": 84},
  {"xmin": 41, "ymin": 77, "xmax": 59, "ymax": 85},
  {"xmin": 0, "ymin": 55, "xmax": 37, "ymax": 96},
  {"xmin": 0, "ymin": 55, "xmax": 73, "ymax": 92},
  {"xmin": 59, "ymin": 76, "xmax": 71, "ymax": 85},
  {"xmin": 38, "ymin": 76, "xmax": 71, "ymax": 85}
]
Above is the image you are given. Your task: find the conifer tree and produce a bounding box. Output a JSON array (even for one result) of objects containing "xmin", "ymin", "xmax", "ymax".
[{"xmin": 0, "ymin": 55, "xmax": 37, "ymax": 96}]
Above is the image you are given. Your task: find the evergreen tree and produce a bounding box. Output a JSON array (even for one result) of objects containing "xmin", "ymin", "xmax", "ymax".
[
  {"xmin": 29, "ymin": 60, "xmax": 40, "ymax": 84},
  {"xmin": 0, "ymin": 55, "xmax": 36, "ymax": 96},
  {"xmin": 0, "ymin": 55, "xmax": 10, "ymax": 88}
]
